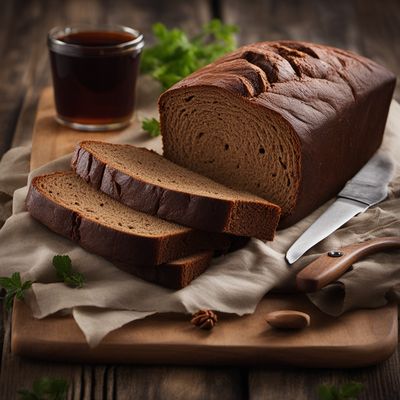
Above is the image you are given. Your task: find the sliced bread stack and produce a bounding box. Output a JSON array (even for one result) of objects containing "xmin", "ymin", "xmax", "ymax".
[
  {"xmin": 27, "ymin": 172, "xmax": 224, "ymax": 289},
  {"xmin": 27, "ymin": 141, "xmax": 281, "ymax": 289},
  {"xmin": 71, "ymin": 141, "xmax": 280, "ymax": 239}
]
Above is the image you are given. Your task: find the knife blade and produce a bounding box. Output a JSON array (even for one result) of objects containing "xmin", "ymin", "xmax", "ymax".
[{"xmin": 286, "ymin": 151, "xmax": 394, "ymax": 264}]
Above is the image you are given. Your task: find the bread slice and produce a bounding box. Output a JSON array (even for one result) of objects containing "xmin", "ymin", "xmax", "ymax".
[
  {"xmin": 120, "ymin": 250, "xmax": 214, "ymax": 289},
  {"xmin": 72, "ymin": 141, "xmax": 281, "ymax": 241},
  {"xmin": 159, "ymin": 40, "xmax": 396, "ymax": 227},
  {"xmin": 26, "ymin": 172, "xmax": 230, "ymax": 269}
]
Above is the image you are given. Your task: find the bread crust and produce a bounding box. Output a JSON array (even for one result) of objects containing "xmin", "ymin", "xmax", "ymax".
[
  {"xmin": 159, "ymin": 40, "xmax": 396, "ymax": 227},
  {"xmin": 117, "ymin": 250, "xmax": 214, "ymax": 289},
  {"xmin": 72, "ymin": 142, "xmax": 280, "ymax": 240},
  {"xmin": 26, "ymin": 173, "xmax": 230, "ymax": 267}
]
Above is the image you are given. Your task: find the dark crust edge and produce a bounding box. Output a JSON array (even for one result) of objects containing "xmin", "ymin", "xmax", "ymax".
[
  {"xmin": 116, "ymin": 250, "xmax": 214, "ymax": 289},
  {"xmin": 72, "ymin": 142, "xmax": 280, "ymax": 240},
  {"xmin": 26, "ymin": 173, "xmax": 231, "ymax": 267}
]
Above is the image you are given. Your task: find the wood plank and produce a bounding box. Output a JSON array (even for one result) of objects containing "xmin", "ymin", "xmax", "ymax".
[
  {"xmin": 247, "ymin": 348, "xmax": 400, "ymax": 400},
  {"xmin": 221, "ymin": 0, "xmax": 400, "ymax": 101},
  {"xmin": 102, "ymin": 0, "xmax": 211, "ymax": 41},
  {"xmin": 0, "ymin": 0, "xmax": 52, "ymax": 157},
  {"xmin": 104, "ymin": 366, "xmax": 246, "ymax": 400},
  {"xmin": 353, "ymin": 0, "xmax": 400, "ymax": 101}
]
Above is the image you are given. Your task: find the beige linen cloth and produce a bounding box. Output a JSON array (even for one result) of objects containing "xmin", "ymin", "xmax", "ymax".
[{"xmin": 0, "ymin": 101, "xmax": 399, "ymax": 347}]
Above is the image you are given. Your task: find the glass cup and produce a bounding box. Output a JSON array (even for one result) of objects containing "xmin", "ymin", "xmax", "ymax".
[{"xmin": 47, "ymin": 25, "xmax": 144, "ymax": 131}]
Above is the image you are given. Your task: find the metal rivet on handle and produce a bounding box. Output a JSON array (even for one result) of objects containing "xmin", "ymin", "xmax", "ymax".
[{"xmin": 328, "ymin": 250, "xmax": 343, "ymax": 257}]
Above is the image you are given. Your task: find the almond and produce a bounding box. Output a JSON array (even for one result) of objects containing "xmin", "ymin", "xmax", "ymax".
[{"xmin": 266, "ymin": 310, "xmax": 310, "ymax": 330}]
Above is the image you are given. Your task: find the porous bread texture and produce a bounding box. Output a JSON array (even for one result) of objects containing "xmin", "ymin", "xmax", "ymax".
[
  {"xmin": 33, "ymin": 170, "xmax": 187, "ymax": 236},
  {"xmin": 78, "ymin": 140, "xmax": 270, "ymax": 201},
  {"xmin": 26, "ymin": 172, "xmax": 229, "ymax": 267},
  {"xmin": 160, "ymin": 40, "xmax": 396, "ymax": 226},
  {"xmin": 72, "ymin": 140, "xmax": 280, "ymax": 240},
  {"xmin": 160, "ymin": 87, "xmax": 298, "ymax": 216}
]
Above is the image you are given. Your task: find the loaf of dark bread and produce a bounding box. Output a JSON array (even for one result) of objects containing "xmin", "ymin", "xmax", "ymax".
[
  {"xmin": 72, "ymin": 140, "xmax": 280, "ymax": 240},
  {"xmin": 159, "ymin": 40, "xmax": 396, "ymax": 227},
  {"xmin": 26, "ymin": 172, "xmax": 230, "ymax": 270}
]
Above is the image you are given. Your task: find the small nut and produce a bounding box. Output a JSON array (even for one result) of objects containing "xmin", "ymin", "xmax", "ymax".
[
  {"xmin": 266, "ymin": 310, "xmax": 310, "ymax": 330},
  {"xmin": 191, "ymin": 309, "xmax": 218, "ymax": 330}
]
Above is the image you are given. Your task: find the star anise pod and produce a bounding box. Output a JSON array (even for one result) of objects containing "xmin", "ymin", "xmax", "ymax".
[{"xmin": 190, "ymin": 309, "xmax": 218, "ymax": 330}]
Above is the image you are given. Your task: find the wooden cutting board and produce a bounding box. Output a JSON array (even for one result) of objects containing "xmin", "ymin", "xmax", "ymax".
[
  {"xmin": 11, "ymin": 88, "xmax": 399, "ymax": 367},
  {"xmin": 12, "ymin": 296, "xmax": 398, "ymax": 367}
]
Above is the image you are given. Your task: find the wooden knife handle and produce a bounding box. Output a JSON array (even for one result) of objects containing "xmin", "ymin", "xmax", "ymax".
[{"xmin": 296, "ymin": 237, "xmax": 400, "ymax": 292}]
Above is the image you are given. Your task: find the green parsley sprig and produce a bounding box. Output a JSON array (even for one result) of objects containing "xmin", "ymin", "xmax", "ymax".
[
  {"xmin": 18, "ymin": 377, "xmax": 68, "ymax": 400},
  {"xmin": 53, "ymin": 255, "xmax": 85, "ymax": 288},
  {"xmin": 318, "ymin": 382, "xmax": 364, "ymax": 400},
  {"xmin": 0, "ymin": 272, "xmax": 33, "ymax": 311},
  {"xmin": 141, "ymin": 19, "xmax": 238, "ymax": 90},
  {"xmin": 142, "ymin": 117, "xmax": 161, "ymax": 137}
]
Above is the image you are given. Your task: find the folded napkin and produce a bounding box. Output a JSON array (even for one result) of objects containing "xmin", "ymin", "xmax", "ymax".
[{"xmin": 0, "ymin": 101, "xmax": 399, "ymax": 347}]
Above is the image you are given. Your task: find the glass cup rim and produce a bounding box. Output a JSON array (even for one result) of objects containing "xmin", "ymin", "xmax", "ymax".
[{"xmin": 48, "ymin": 24, "xmax": 144, "ymax": 56}]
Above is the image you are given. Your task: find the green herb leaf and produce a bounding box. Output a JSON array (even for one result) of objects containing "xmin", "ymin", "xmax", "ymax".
[
  {"xmin": 142, "ymin": 117, "xmax": 161, "ymax": 137},
  {"xmin": 318, "ymin": 385, "xmax": 337, "ymax": 400},
  {"xmin": 11, "ymin": 271, "xmax": 22, "ymax": 286},
  {"xmin": 339, "ymin": 382, "xmax": 364, "ymax": 399},
  {"xmin": 18, "ymin": 377, "xmax": 69, "ymax": 400},
  {"xmin": 52, "ymin": 255, "xmax": 85, "ymax": 289},
  {"xmin": 52, "ymin": 255, "xmax": 72, "ymax": 275},
  {"xmin": 17, "ymin": 389, "xmax": 38, "ymax": 400},
  {"xmin": 318, "ymin": 382, "xmax": 364, "ymax": 400},
  {"xmin": 141, "ymin": 19, "xmax": 238, "ymax": 90},
  {"xmin": 0, "ymin": 272, "xmax": 33, "ymax": 311},
  {"xmin": 0, "ymin": 277, "xmax": 15, "ymax": 290}
]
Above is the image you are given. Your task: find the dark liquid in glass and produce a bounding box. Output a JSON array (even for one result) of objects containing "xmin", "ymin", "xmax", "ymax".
[{"xmin": 49, "ymin": 31, "xmax": 140, "ymax": 127}]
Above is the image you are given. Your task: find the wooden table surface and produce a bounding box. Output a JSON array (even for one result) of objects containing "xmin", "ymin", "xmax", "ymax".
[{"xmin": 0, "ymin": 0, "xmax": 399, "ymax": 399}]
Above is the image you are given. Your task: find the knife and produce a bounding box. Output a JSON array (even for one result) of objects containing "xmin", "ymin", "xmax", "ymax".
[
  {"xmin": 286, "ymin": 152, "xmax": 394, "ymax": 264},
  {"xmin": 296, "ymin": 236, "xmax": 400, "ymax": 292}
]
